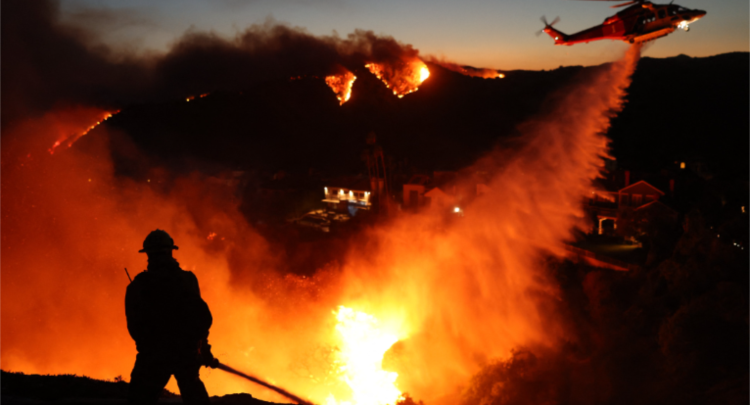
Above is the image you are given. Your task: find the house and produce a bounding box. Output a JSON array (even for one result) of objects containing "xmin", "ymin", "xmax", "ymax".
[
  {"xmin": 322, "ymin": 176, "xmax": 374, "ymax": 215},
  {"xmin": 403, "ymin": 174, "xmax": 431, "ymax": 208},
  {"xmin": 588, "ymin": 174, "xmax": 675, "ymax": 235},
  {"xmin": 424, "ymin": 186, "xmax": 457, "ymax": 208},
  {"xmin": 402, "ymin": 171, "xmax": 488, "ymax": 213}
]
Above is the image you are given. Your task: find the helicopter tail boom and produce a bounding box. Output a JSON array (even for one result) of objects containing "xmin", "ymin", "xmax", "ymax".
[{"xmin": 543, "ymin": 25, "xmax": 569, "ymax": 45}]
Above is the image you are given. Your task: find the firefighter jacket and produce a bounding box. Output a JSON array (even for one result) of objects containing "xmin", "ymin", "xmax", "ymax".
[{"xmin": 125, "ymin": 261, "xmax": 212, "ymax": 357}]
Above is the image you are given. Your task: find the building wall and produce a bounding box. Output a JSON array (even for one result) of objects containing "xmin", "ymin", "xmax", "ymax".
[{"xmin": 403, "ymin": 184, "xmax": 425, "ymax": 207}]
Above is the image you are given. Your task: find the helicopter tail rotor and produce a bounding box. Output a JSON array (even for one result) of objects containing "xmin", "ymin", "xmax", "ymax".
[{"xmin": 536, "ymin": 16, "xmax": 560, "ymax": 36}]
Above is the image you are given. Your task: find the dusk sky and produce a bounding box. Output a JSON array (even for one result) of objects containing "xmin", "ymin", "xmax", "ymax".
[{"xmin": 61, "ymin": 0, "xmax": 748, "ymax": 70}]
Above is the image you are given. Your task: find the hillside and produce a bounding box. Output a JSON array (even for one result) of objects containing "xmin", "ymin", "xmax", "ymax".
[{"xmin": 100, "ymin": 52, "xmax": 748, "ymax": 179}]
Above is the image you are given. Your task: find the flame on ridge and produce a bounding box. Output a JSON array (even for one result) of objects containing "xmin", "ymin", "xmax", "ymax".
[
  {"xmin": 426, "ymin": 60, "xmax": 504, "ymax": 79},
  {"xmin": 48, "ymin": 110, "xmax": 120, "ymax": 155},
  {"xmin": 325, "ymin": 306, "xmax": 403, "ymax": 405},
  {"xmin": 325, "ymin": 72, "xmax": 357, "ymax": 105},
  {"xmin": 365, "ymin": 60, "xmax": 430, "ymax": 98},
  {"xmin": 186, "ymin": 93, "xmax": 210, "ymax": 102}
]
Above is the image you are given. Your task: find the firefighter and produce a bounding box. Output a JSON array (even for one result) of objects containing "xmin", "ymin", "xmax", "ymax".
[{"xmin": 126, "ymin": 229, "xmax": 217, "ymax": 405}]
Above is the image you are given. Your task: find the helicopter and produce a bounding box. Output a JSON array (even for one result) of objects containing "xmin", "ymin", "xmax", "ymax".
[{"xmin": 540, "ymin": 0, "xmax": 706, "ymax": 45}]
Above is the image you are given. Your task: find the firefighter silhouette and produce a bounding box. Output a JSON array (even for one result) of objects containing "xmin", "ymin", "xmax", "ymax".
[{"xmin": 126, "ymin": 229, "xmax": 217, "ymax": 404}]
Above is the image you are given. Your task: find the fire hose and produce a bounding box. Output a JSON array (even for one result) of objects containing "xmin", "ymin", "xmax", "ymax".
[{"xmin": 213, "ymin": 360, "xmax": 314, "ymax": 405}]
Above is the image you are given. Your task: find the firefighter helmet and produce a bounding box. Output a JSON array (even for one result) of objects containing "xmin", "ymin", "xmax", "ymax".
[{"xmin": 139, "ymin": 229, "xmax": 179, "ymax": 253}]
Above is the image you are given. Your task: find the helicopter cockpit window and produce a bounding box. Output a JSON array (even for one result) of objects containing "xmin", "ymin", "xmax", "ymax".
[
  {"xmin": 668, "ymin": 6, "xmax": 678, "ymax": 15},
  {"xmin": 658, "ymin": 9, "xmax": 666, "ymax": 19}
]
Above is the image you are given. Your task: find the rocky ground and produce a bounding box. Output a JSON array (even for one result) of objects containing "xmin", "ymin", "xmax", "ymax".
[{"xmin": 1, "ymin": 371, "xmax": 289, "ymax": 405}]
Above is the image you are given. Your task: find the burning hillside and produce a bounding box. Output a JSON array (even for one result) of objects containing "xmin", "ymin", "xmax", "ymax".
[
  {"xmin": 325, "ymin": 71, "xmax": 357, "ymax": 105},
  {"xmin": 365, "ymin": 60, "xmax": 431, "ymax": 98}
]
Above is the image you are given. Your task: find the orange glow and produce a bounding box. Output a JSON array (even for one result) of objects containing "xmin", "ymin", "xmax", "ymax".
[
  {"xmin": 325, "ymin": 72, "xmax": 357, "ymax": 105},
  {"xmin": 2, "ymin": 45, "xmax": 642, "ymax": 404},
  {"xmin": 365, "ymin": 60, "xmax": 430, "ymax": 98},
  {"xmin": 48, "ymin": 110, "xmax": 119, "ymax": 155}
]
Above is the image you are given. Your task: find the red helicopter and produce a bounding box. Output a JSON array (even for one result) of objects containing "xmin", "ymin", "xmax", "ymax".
[{"xmin": 540, "ymin": 0, "xmax": 706, "ymax": 45}]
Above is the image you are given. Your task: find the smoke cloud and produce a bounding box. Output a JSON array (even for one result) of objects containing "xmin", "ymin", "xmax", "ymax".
[{"xmin": 2, "ymin": 0, "xmax": 429, "ymax": 131}]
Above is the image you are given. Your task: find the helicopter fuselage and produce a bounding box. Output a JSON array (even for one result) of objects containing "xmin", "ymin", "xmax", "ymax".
[{"xmin": 543, "ymin": 2, "xmax": 706, "ymax": 46}]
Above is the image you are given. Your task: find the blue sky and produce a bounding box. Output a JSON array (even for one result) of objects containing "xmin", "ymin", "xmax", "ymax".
[{"xmin": 61, "ymin": 0, "xmax": 748, "ymax": 70}]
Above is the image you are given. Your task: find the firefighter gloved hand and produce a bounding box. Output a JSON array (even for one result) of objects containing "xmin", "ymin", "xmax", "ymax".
[{"xmin": 199, "ymin": 341, "xmax": 219, "ymax": 369}]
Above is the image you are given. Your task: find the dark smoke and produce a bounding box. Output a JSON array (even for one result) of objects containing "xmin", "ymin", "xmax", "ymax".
[
  {"xmin": 1, "ymin": 0, "xmax": 147, "ymax": 128},
  {"xmin": 2, "ymin": 0, "xmax": 424, "ymax": 131}
]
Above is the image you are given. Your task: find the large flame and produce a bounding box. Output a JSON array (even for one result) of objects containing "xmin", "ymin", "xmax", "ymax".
[
  {"xmin": 325, "ymin": 72, "xmax": 357, "ymax": 105},
  {"xmin": 365, "ymin": 60, "xmax": 430, "ymax": 98},
  {"xmin": 326, "ymin": 306, "xmax": 403, "ymax": 405}
]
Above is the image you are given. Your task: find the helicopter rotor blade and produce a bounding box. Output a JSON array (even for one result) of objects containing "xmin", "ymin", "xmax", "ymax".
[
  {"xmin": 571, "ymin": 0, "xmax": 643, "ymax": 7},
  {"xmin": 610, "ymin": 0, "xmax": 638, "ymax": 8}
]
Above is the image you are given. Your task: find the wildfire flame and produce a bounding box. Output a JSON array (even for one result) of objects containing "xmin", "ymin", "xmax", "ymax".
[
  {"xmin": 365, "ymin": 60, "xmax": 430, "ymax": 98},
  {"xmin": 186, "ymin": 93, "xmax": 209, "ymax": 102},
  {"xmin": 48, "ymin": 110, "xmax": 120, "ymax": 155},
  {"xmin": 326, "ymin": 306, "xmax": 403, "ymax": 405},
  {"xmin": 325, "ymin": 72, "xmax": 357, "ymax": 105}
]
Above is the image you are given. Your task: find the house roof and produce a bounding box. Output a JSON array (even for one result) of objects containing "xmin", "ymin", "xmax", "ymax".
[
  {"xmin": 619, "ymin": 180, "xmax": 665, "ymax": 196},
  {"xmin": 635, "ymin": 199, "xmax": 677, "ymax": 215},
  {"xmin": 424, "ymin": 187, "xmax": 453, "ymax": 199}
]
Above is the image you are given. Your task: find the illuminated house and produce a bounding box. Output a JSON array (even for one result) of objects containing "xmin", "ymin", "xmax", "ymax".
[
  {"xmin": 588, "ymin": 175, "xmax": 674, "ymax": 235},
  {"xmin": 322, "ymin": 177, "xmax": 373, "ymax": 215}
]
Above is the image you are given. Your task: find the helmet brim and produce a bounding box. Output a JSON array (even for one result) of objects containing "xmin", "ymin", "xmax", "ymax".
[{"xmin": 138, "ymin": 245, "xmax": 179, "ymax": 253}]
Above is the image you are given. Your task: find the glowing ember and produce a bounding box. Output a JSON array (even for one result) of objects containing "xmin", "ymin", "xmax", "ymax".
[
  {"xmin": 365, "ymin": 60, "xmax": 430, "ymax": 98},
  {"xmin": 187, "ymin": 93, "xmax": 210, "ymax": 102},
  {"xmin": 48, "ymin": 110, "xmax": 120, "ymax": 154},
  {"xmin": 326, "ymin": 306, "xmax": 402, "ymax": 405},
  {"xmin": 325, "ymin": 72, "xmax": 357, "ymax": 105}
]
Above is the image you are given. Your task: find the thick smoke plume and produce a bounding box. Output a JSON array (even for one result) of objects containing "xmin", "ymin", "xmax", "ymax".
[
  {"xmin": 2, "ymin": 1, "xmax": 683, "ymax": 404},
  {"xmin": 2, "ymin": 0, "xmax": 428, "ymax": 130}
]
